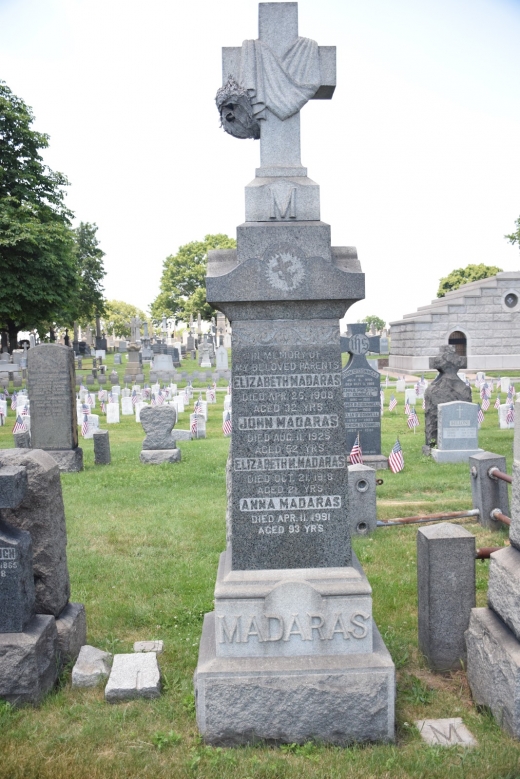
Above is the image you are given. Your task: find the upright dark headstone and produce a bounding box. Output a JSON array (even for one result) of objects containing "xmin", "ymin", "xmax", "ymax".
[
  {"xmin": 424, "ymin": 346, "xmax": 471, "ymax": 448},
  {"xmin": 341, "ymin": 324, "xmax": 387, "ymax": 468},
  {"xmin": 27, "ymin": 344, "xmax": 83, "ymax": 472},
  {"xmin": 93, "ymin": 429, "xmax": 111, "ymax": 465},
  {"xmin": 0, "ymin": 520, "xmax": 35, "ymax": 632}
]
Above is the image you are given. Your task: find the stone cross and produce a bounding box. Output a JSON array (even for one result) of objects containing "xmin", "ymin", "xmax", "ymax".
[
  {"xmin": 222, "ymin": 2, "xmax": 336, "ymax": 176},
  {"xmin": 429, "ymin": 345, "xmax": 467, "ymax": 375},
  {"xmin": 340, "ymin": 323, "xmax": 380, "ymax": 360}
]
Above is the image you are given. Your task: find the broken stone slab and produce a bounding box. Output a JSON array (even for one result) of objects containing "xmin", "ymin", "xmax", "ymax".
[
  {"xmin": 72, "ymin": 645, "xmax": 112, "ymax": 688},
  {"xmin": 105, "ymin": 652, "xmax": 161, "ymax": 702},
  {"xmin": 139, "ymin": 450, "xmax": 181, "ymax": 464},
  {"xmin": 0, "ymin": 449, "xmax": 70, "ymax": 617},
  {"xmin": 415, "ymin": 718, "xmax": 477, "ymax": 747},
  {"xmin": 133, "ymin": 640, "xmax": 163, "ymax": 653},
  {"xmin": 0, "ymin": 614, "xmax": 58, "ymax": 705},
  {"xmin": 55, "ymin": 602, "xmax": 87, "ymax": 666}
]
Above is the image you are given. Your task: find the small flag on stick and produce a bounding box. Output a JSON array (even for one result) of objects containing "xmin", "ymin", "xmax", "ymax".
[
  {"xmin": 349, "ymin": 433, "xmax": 363, "ymax": 464},
  {"xmin": 388, "ymin": 439, "xmax": 404, "ymax": 473}
]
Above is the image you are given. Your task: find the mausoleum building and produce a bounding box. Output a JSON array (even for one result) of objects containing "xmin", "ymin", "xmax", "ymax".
[{"xmin": 389, "ymin": 271, "xmax": 520, "ymax": 371}]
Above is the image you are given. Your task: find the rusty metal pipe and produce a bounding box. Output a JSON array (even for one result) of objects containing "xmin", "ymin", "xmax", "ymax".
[
  {"xmin": 491, "ymin": 509, "xmax": 511, "ymax": 526},
  {"xmin": 377, "ymin": 509, "xmax": 480, "ymax": 527},
  {"xmin": 476, "ymin": 547, "xmax": 502, "ymax": 560},
  {"xmin": 488, "ymin": 467, "xmax": 513, "ymax": 485}
]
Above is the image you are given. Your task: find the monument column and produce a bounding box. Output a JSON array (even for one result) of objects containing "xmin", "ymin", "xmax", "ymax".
[{"xmin": 195, "ymin": 2, "xmax": 394, "ymax": 745}]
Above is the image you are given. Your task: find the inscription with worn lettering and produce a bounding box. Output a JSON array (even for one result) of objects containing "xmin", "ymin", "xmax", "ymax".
[{"xmin": 217, "ymin": 611, "xmax": 370, "ymax": 644}]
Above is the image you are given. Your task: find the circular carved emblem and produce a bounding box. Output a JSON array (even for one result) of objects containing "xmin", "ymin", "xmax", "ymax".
[
  {"xmin": 505, "ymin": 292, "xmax": 518, "ymax": 309},
  {"xmin": 349, "ymin": 333, "xmax": 370, "ymax": 355},
  {"xmin": 265, "ymin": 246, "xmax": 305, "ymax": 292}
]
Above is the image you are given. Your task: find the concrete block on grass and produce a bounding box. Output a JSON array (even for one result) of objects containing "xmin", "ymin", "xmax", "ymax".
[
  {"xmin": 72, "ymin": 645, "xmax": 112, "ymax": 688},
  {"xmin": 105, "ymin": 653, "xmax": 161, "ymax": 702}
]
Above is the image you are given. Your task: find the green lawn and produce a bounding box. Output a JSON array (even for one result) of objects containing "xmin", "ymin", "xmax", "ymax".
[{"xmin": 0, "ymin": 355, "xmax": 518, "ymax": 779}]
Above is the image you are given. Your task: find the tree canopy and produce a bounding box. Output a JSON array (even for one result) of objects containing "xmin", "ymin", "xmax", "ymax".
[
  {"xmin": 103, "ymin": 300, "xmax": 148, "ymax": 339},
  {"xmin": 437, "ymin": 264, "xmax": 502, "ymax": 298},
  {"xmin": 70, "ymin": 222, "xmax": 106, "ymax": 326},
  {"xmin": 151, "ymin": 234, "xmax": 236, "ymax": 324},
  {"xmin": 361, "ymin": 315, "xmax": 385, "ymax": 332},
  {"xmin": 0, "ymin": 80, "xmax": 77, "ymax": 348},
  {"xmin": 505, "ymin": 216, "xmax": 520, "ymax": 250}
]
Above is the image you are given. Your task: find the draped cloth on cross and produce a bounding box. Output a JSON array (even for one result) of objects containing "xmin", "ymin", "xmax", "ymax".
[{"xmin": 238, "ymin": 36, "xmax": 321, "ymax": 121}]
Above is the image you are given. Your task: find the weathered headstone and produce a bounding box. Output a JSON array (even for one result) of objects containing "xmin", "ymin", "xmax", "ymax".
[
  {"xmin": 424, "ymin": 346, "xmax": 472, "ymax": 448},
  {"xmin": 106, "ymin": 403, "xmax": 120, "ymax": 424},
  {"xmin": 499, "ymin": 404, "xmax": 515, "ymax": 429},
  {"xmin": 431, "ymin": 401, "xmax": 482, "ymax": 463},
  {"xmin": 27, "ymin": 344, "xmax": 83, "ymax": 472},
  {"xmin": 139, "ymin": 406, "xmax": 181, "ymax": 464},
  {"xmin": 395, "ymin": 379, "xmax": 406, "ymax": 392},
  {"xmin": 194, "ymin": 2, "xmax": 394, "ymax": 746},
  {"xmin": 216, "ymin": 344, "xmax": 228, "ymax": 370}
]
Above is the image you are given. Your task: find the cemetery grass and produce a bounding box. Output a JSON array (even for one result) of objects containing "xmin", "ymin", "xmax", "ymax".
[{"xmin": 0, "ymin": 373, "xmax": 519, "ymax": 777}]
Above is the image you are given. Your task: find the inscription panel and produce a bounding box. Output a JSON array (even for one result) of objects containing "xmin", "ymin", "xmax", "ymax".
[
  {"xmin": 230, "ymin": 320, "xmax": 351, "ymax": 571},
  {"xmin": 28, "ymin": 344, "xmax": 78, "ymax": 450},
  {"xmin": 342, "ymin": 363, "xmax": 381, "ymax": 455}
]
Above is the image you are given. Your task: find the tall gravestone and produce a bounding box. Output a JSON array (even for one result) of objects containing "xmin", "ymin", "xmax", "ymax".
[
  {"xmin": 341, "ymin": 323, "xmax": 387, "ymax": 469},
  {"xmin": 27, "ymin": 344, "xmax": 83, "ymax": 472},
  {"xmin": 194, "ymin": 2, "xmax": 395, "ymax": 745}
]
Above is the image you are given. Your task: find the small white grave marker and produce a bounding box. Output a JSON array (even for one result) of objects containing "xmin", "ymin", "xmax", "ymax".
[
  {"xmin": 121, "ymin": 397, "xmax": 133, "ymax": 415},
  {"xmin": 106, "ymin": 403, "xmax": 120, "ymax": 424}
]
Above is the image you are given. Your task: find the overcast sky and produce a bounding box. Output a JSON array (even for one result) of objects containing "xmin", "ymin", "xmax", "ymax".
[{"xmin": 1, "ymin": 0, "xmax": 519, "ymax": 328}]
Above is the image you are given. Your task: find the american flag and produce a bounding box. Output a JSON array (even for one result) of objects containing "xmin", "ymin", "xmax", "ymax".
[
  {"xmin": 87, "ymin": 392, "xmax": 94, "ymax": 407},
  {"xmin": 507, "ymin": 405, "xmax": 515, "ymax": 425},
  {"xmin": 422, "ymin": 396, "xmax": 426, "ymax": 410},
  {"xmin": 480, "ymin": 385, "xmax": 489, "ymax": 400},
  {"xmin": 511, "ymin": 383, "xmax": 516, "ymax": 395},
  {"xmin": 194, "ymin": 394, "xmax": 203, "ymax": 414},
  {"xmin": 142, "ymin": 388, "xmax": 150, "ymax": 400},
  {"xmin": 415, "ymin": 382, "xmax": 421, "ymax": 395},
  {"xmin": 101, "ymin": 401, "xmax": 106, "ymax": 414},
  {"xmin": 388, "ymin": 439, "xmax": 404, "ymax": 473},
  {"xmin": 190, "ymin": 414, "xmax": 198, "ymax": 437},
  {"xmin": 481, "ymin": 397, "xmax": 490, "ymax": 411},
  {"xmin": 81, "ymin": 413, "xmax": 89, "ymax": 437},
  {"xmin": 494, "ymin": 395, "xmax": 501, "ymax": 410},
  {"xmin": 156, "ymin": 390, "xmax": 165, "ymax": 405},
  {"xmin": 349, "ymin": 433, "xmax": 363, "ymax": 464},
  {"xmin": 98, "ymin": 389, "xmax": 107, "ymax": 401},
  {"xmin": 223, "ymin": 411, "xmax": 232, "ymax": 437},
  {"xmin": 10, "ymin": 392, "xmax": 17, "ymax": 410},
  {"xmin": 151, "ymin": 393, "xmax": 157, "ymax": 407},
  {"xmin": 13, "ymin": 414, "xmax": 27, "ymax": 434},
  {"xmin": 131, "ymin": 390, "xmax": 138, "ymax": 406},
  {"xmin": 507, "ymin": 387, "xmax": 514, "ymax": 402},
  {"xmin": 477, "ymin": 405, "xmax": 484, "ymax": 426},
  {"xmin": 21, "ymin": 404, "xmax": 29, "ymax": 416},
  {"xmin": 389, "ymin": 395, "xmax": 397, "ymax": 412},
  {"xmin": 404, "ymin": 400, "xmax": 411, "ymax": 415},
  {"xmin": 407, "ymin": 408, "xmax": 419, "ymax": 429}
]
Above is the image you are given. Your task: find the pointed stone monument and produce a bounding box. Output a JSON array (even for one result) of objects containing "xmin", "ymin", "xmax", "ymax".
[{"xmin": 194, "ymin": 2, "xmax": 395, "ymax": 745}]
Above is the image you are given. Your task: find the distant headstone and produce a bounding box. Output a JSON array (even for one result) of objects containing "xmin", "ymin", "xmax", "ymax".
[
  {"xmin": 93, "ymin": 429, "xmax": 111, "ymax": 465},
  {"xmin": 431, "ymin": 401, "xmax": 482, "ymax": 463},
  {"xmin": 216, "ymin": 345, "xmax": 228, "ymax": 370},
  {"xmin": 404, "ymin": 388, "xmax": 417, "ymax": 405},
  {"xmin": 189, "ymin": 413, "xmax": 206, "ymax": 439},
  {"xmin": 501, "ymin": 377, "xmax": 511, "ymax": 393},
  {"xmin": 396, "ymin": 379, "xmax": 406, "ymax": 392},
  {"xmin": 118, "ymin": 341, "xmax": 127, "ymax": 353},
  {"xmin": 499, "ymin": 404, "xmax": 514, "ymax": 429},
  {"xmin": 27, "ymin": 344, "xmax": 83, "ymax": 472},
  {"xmin": 424, "ymin": 346, "xmax": 472, "ymax": 448},
  {"xmin": 114, "ymin": 354, "xmax": 122, "ymax": 365},
  {"xmin": 121, "ymin": 397, "xmax": 133, "ymax": 415},
  {"xmin": 106, "ymin": 403, "xmax": 120, "ymax": 424},
  {"xmin": 341, "ymin": 324, "xmax": 385, "ymax": 462},
  {"xmin": 139, "ymin": 406, "xmax": 181, "ymax": 464}
]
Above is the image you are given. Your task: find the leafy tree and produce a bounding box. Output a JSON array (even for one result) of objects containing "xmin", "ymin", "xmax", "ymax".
[
  {"xmin": 437, "ymin": 264, "xmax": 502, "ymax": 298},
  {"xmin": 70, "ymin": 222, "xmax": 106, "ymax": 326},
  {"xmin": 103, "ymin": 300, "xmax": 148, "ymax": 339},
  {"xmin": 505, "ymin": 216, "xmax": 520, "ymax": 249},
  {"xmin": 361, "ymin": 315, "xmax": 385, "ymax": 332},
  {"xmin": 151, "ymin": 234, "xmax": 236, "ymax": 324},
  {"xmin": 0, "ymin": 80, "xmax": 77, "ymax": 349}
]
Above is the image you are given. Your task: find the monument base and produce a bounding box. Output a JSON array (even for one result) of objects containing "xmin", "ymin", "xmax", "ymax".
[
  {"xmin": 0, "ymin": 615, "xmax": 58, "ymax": 705},
  {"xmin": 358, "ymin": 455, "xmax": 389, "ymax": 471},
  {"xmin": 139, "ymin": 449, "xmax": 181, "ymax": 464},
  {"xmin": 466, "ymin": 607, "xmax": 520, "ymax": 739},
  {"xmin": 195, "ymin": 612, "xmax": 395, "ymax": 745},
  {"xmin": 431, "ymin": 448, "xmax": 483, "ymax": 464},
  {"xmin": 45, "ymin": 448, "xmax": 84, "ymax": 472}
]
